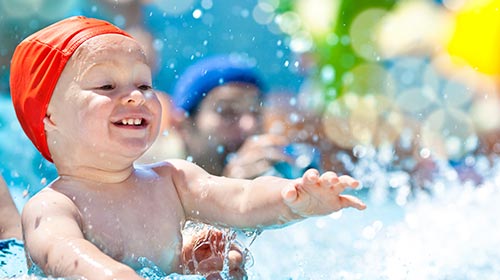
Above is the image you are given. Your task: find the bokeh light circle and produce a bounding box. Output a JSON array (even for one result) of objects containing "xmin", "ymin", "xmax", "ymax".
[
  {"xmin": 341, "ymin": 63, "xmax": 395, "ymax": 98},
  {"xmin": 350, "ymin": 8, "xmax": 388, "ymax": 62},
  {"xmin": 396, "ymin": 87, "xmax": 439, "ymax": 117},
  {"xmin": 470, "ymin": 96, "xmax": 500, "ymax": 133},
  {"xmin": 294, "ymin": 0, "xmax": 340, "ymax": 37},
  {"xmin": 441, "ymin": 80, "xmax": 473, "ymax": 110},
  {"xmin": 289, "ymin": 31, "xmax": 313, "ymax": 53},
  {"xmin": 275, "ymin": 11, "xmax": 302, "ymax": 35},
  {"xmin": 387, "ymin": 57, "xmax": 441, "ymax": 93},
  {"xmin": 421, "ymin": 108, "xmax": 477, "ymax": 160},
  {"xmin": 322, "ymin": 92, "xmax": 404, "ymax": 149},
  {"xmin": 252, "ymin": 2, "xmax": 276, "ymax": 25}
]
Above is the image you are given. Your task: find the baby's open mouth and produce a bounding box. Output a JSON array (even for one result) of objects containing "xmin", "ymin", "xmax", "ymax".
[{"xmin": 113, "ymin": 118, "xmax": 148, "ymax": 127}]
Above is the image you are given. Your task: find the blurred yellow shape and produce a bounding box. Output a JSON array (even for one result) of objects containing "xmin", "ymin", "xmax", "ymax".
[{"xmin": 447, "ymin": 0, "xmax": 500, "ymax": 75}]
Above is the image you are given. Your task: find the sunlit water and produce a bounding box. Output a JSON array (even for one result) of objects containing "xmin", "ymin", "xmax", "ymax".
[{"xmin": 248, "ymin": 181, "xmax": 500, "ymax": 279}]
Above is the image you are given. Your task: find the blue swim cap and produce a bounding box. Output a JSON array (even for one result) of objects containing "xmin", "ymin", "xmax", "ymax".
[{"xmin": 172, "ymin": 54, "xmax": 266, "ymax": 115}]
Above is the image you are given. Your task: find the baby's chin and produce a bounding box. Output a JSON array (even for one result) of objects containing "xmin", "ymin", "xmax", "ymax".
[{"xmin": 89, "ymin": 144, "xmax": 153, "ymax": 164}]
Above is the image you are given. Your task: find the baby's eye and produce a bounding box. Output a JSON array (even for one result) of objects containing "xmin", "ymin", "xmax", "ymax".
[
  {"xmin": 138, "ymin": 85, "xmax": 153, "ymax": 91},
  {"xmin": 98, "ymin": 84, "xmax": 114, "ymax": 90}
]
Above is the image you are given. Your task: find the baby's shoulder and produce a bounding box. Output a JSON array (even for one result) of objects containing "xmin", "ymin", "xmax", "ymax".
[
  {"xmin": 28, "ymin": 187, "xmax": 71, "ymax": 203},
  {"xmin": 141, "ymin": 159, "xmax": 203, "ymax": 176},
  {"xmin": 139, "ymin": 159, "xmax": 209, "ymax": 188},
  {"xmin": 23, "ymin": 187, "xmax": 79, "ymax": 217}
]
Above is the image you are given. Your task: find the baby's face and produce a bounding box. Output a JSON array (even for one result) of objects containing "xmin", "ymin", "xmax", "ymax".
[{"xmin": 46, "ymin": 34, "xmax": 161, "ymax": 163}]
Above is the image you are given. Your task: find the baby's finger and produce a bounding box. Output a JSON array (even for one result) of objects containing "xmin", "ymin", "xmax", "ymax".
[
  {"xmin": 228, "ymin": 249, "xmax": 243, "ymax": 270},
  {"xmin": 339, "ymin": 194, "xmax": 366, "ymax": 210},
  {"xmin": 330, "ymin": 175, "xmax": 359, "ymax": 194},
  {"xmin": 281, "ymin": 184, "xmax": 298, "ymax": 203},
  {"xmin": 338, "ymin": 175, "xmax": 359, "ymax": 186},
  {"xmin": 303, "ymin": 169, "xmax": 320, "ymax": 186},
  {"xmin": 319, "ymin": 171, "xmax": 339, "ymax": 188}
]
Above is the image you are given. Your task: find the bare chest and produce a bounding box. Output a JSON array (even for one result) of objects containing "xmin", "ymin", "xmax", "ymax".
[{"xmin": 72, "ymin": 183, "xmax": 185, "ymax": 272}]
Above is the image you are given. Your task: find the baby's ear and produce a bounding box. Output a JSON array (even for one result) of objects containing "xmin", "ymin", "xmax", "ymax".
[{"xmin": 43, "ymin": 115, "xmax": 57, "ymax": 132}]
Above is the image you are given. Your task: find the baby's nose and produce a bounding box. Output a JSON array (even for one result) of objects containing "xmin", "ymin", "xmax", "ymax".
[{"xmin": 123, "ymin": 89, "xmax": 145, "ymax": 105}]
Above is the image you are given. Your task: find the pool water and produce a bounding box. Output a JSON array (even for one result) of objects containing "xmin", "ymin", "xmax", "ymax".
[
  {"xmin": 248, "ymin": 183, "xmax": 500, "ymax": 279},
  {"xmin": 0, "ymin": 239, "xmax": 25, "ymax": 277}
]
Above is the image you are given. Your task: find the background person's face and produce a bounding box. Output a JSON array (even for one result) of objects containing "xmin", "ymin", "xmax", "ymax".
[{"xmin": 194, "ymin": 83, "xmax": 262, "ymax": 152}]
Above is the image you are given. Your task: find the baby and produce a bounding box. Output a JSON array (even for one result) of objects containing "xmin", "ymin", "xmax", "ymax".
[{"xmin": 10, "ymin": 16, "xmax": 366, "ymax": 279}]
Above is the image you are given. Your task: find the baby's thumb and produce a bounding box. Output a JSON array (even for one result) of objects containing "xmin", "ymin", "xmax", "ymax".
[
  {"xmin": 281, "ymin": 185, "xmax": 297, "ymax": 203},
  {"xmin": 228, "ymin": 249, "xmax": 243, "ymax": 270}
]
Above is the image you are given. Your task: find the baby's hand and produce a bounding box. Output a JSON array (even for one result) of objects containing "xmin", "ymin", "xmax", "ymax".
[
  {"xmin": 182, "ymin": 227, "xmax": 246, "ymax": 280},
  {"xmin": 281, "ymin": 169, "xmax": 366, "ymax": 217}
]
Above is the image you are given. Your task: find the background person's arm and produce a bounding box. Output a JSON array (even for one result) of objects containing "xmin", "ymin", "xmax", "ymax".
[
  {"xmin": 222, "ymin": 134, "xmax": 290, "ymax": 179},
  {"xmin": 0, "ymin": 175, "xmax": 21, "ymax": 240}
]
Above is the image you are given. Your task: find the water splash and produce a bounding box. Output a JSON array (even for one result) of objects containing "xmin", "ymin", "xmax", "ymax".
[{"xmin": 219, "ymin": 229, "xmax": 237, "ymax": 279}]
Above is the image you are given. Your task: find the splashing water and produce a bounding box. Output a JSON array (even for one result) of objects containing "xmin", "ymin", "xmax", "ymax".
[
  {"xmin": 219, "ymin": 228, "xmax": 260, "ymax": 280},
  {"xmin": 244, "ymin": 149, "xmax": 500, "ymax": 279},
  {"xmin": 219, "ymin": 229, "xmax": 237, "ymax": 280}
]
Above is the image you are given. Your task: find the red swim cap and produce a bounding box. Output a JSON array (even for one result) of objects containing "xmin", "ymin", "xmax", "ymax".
[{"xmin": 10, "ymin": 16, "xmax": 131, "ymax": 162}]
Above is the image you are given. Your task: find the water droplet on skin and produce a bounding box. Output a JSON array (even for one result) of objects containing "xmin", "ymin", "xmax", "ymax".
[
  {"xmin": 200, "ymin": 190, "xmax": 208, "ymax": 199},
  {"xmin": 217, "ymin": 145, "xmax": 224, "ymax": 154}
]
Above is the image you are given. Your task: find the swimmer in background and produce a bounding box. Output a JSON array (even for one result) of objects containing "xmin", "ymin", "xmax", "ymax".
[
  {"xmin": 0, "ymin": 174, "xmax": 21, "ymax": 240},
  {"xmin": 10, "ymin": 16, "xmax": 366, "ymax": 279},
  {"xmin": 172, "ymin": 55, "xmax": 292, "ymax": 179}
]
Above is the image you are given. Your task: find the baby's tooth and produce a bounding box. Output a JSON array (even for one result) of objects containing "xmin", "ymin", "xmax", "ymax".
[
  {"xmin": 134, "ymin": 119, "xmax": 141, "ymax": 125},
  {"xmin": 127, "ymin": 119, "xmax": 134, "ymax": 125}
]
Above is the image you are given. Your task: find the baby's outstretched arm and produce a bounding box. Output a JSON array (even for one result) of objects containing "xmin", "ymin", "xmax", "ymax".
[
  {"xmin": 171, "ymin": 160, "xmax": 365, "ymax": 229},
  {"xmin": 281, "ymin": 169, "xmax": 366, "ymax": 217},
  {"xmin": 171, "ymin": 161, "xmax": 365, "ymax": 278},
  {"xmin": 22, "ymin": 189, "xmax": 144, "ymax": 280}
]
